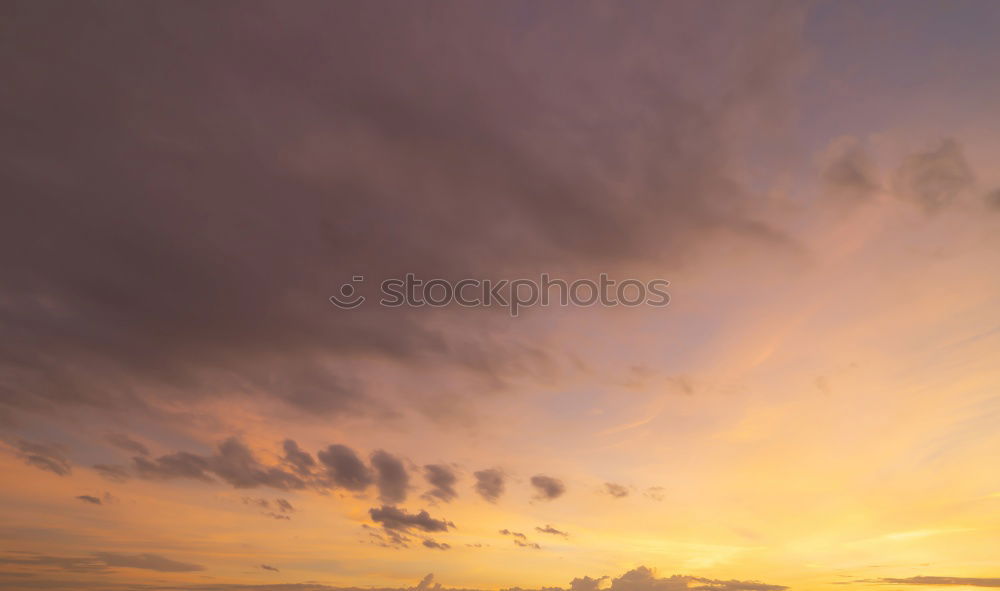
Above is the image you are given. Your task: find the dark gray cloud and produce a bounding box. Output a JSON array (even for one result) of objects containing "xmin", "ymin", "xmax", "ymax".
[
  {"xmin": 281, "ymin": 439, "xmax": 316, "ymax": 477},
  {"xmin": 105, "ymin": 433, "xmax": 149, "ymax": 456},
  {"xmin": 530, "ymin": 474, "xmax": 566, "ymax": 500},
  {"xmin": 317, "ymin": 444, "xmax": 373, "ymax": 492},
  {"xmin": 371, "ymin": 450, "xmax": 409, "ymax": 504},
  {"xmin": 860, "ymin": 577, "xmax": 1000, "ymax": 587},
  {"xmin": 423, "ymin": 464, "xmax": 458, "ymax": 503},
  {"xmin": 75, "ymin": 495, "xmax": 102, "ymax": 505},
  {"xmin": 473, "ymin": 469, "xmax": 504, "ymax": 502},
  {"xmin": 422, "ymin": 538, "xmax": 451, "ymax": 551},
  {"xmin": 894, "ymin": 139, "xmax": 975, "ymax": 212},
  {"xmin": 604, "ymin": 482, "xmax": 629, "ymax": 498},
  {"xmin": 209, "ymin": 438, "xmax": 304, "ymax": 490},
  {"xmin": 369, "ymin": 505, "xmax": 454, "ymax": 533},
  {"xmin": 129, "ymin": 438, "xmax": 302, "ymax": 490},
  {"xmin": 536, "ymin": 524, "xmax": 568, "ymax": 538},
  {"xmin": 0, "ymin": 1, "xmax": 803, "ymax": 421},
  {"xmin": 133, "ymin": 452, "xmax": 213, "ymax": 482},
  {"xmin": 13, "ymin": 440, "xmax": 71, "ymax": 476}
]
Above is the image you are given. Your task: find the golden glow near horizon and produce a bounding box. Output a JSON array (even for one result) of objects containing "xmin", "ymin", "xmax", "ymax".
[{"xmin": 1, "ymin": 2, "xmax": 998, "ymax": 591}]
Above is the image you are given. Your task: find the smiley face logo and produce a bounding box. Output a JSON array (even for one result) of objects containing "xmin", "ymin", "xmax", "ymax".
[{"xmin": 329, "ymin": 275, "xmax": 366, "ymax": 309}]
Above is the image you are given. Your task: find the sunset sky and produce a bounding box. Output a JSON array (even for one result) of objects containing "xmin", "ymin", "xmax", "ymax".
[{"xmin": 1, "ymin": 2, "xmax": 999, "ymax": 590}]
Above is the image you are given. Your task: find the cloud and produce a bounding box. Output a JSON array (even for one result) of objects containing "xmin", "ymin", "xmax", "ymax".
[
  {"xmin": 608, "ymin": 566, "xmax": 786, "ymax": 591},
  {"xmin": 260, "ymin": 564, "xmax": 280, "ymax": 572},
  {"xmin": 473, "ymin": 469, "xmax": 505, "ymax": 502},
  {"xmin": 242, "ymin": 497, "xmax": 296, "ymax": 520},
  {"xmin": 820, "ymin": 136, "xmax": 880, "ymax": 204},
  {"xmin": 12, "ymin": 440, "xmax": 71, "ymax": 476},
  {"xmin": 371, "ymin": 450, "xmax": 409, "ymax": 503},
  {"xmin": 644, "ymin": 487, "xmax": 665, "ymax": 501},
  {"xmin": 894, "ymin": 139, "xmax": 975, "ymax": 212},
  {"xmin": 0, "ymin": 551, "xmax": 203, "ymax": 574},
  {"xmin": 416, "ymin": 574, "xmax": 439, "ymax": 591},
  {"xmin": 423, "ymin": 464, "xmax": 458, "ymax": 503},
  {"xmin": 987, "ymin": 188, "xmax": 1000, "ymax": 209},
  {"xmin": 369, "ymin": 505, "xmax": 454, "ymax": 533},
  {"xmin": 92, "ymin": 464, "xmax": 130, "ymax": 482},
  {"xmin": 570, "ymin": 576, "xmax": 608, "ymax": 591},
  {"xmin": 105, "ymin": 433, "xmax": 149, "ymax": 456},
  {"xmin": 281, "ymin": 439, "xmax": 316, "ymax": 477},
  {"xmin": 0, "ymin": 2, "xmax": 804, "ymax": 422},
  {"xmin": 133, "ymin": 452, "xmax": 214, "ymax": 482},
  {"xmin": 0, "ymin": 562, "xmax": 788, "ymax": 591},
  {"xmin": 604, "ymin": 482, "xmax": 629, "ymax": 498},
  {"xmin": 317, "ymin": 444, "xmax": 373, "ymax": 492},
  {"xmin": 499, "ymin": 529, "xmax": 527, "ymax": 540},
  {"xmin": 75, "ymin": 495, "xmax": 101, "ymax": 505},
  {"xmin": 210, "ymin": 438, "xmax": 305, "ymax": 490},
  {"xmin": 92, "ymin": 552, "xmax": 204, "ymax": 572},
  {"xmin": 860, "ymin": 577, "xmax": 1000, "ymax": 587},
  {"xmin": 514, "ymin": 539, "xmax": 541, "ymax": 550},
  {"xmin": 422, "ymin": 539, "xmax": 451, "ymax": 551},
  {"xmin": 536, "ymin": 524, "xmax": 569, "ymax": 538},
  {"xmin": 530, "ymin": 474, "xmax": 566, "ymax": 500}
]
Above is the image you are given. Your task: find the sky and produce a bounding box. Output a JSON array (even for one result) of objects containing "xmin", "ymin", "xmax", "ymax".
[{"xmin": 1, "ymin": 1, "xmax": 999, "ymax": 590}]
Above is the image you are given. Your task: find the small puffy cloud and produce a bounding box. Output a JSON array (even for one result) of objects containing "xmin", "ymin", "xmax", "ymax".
[
  {"xmin": 105, "ymin": 433, "xmax": 149, "ymax": 456},
  {"xmin": 499, "ymin": 529, "xmax": 527, "ymax": 540},
  {"xmin": 76, "ymin": 495, "xmax": 102, "ymax": 505},
  {"xmin": 317, "ymin": 444, "xmax": 373, "ymax": 491},
  {"xmin": 369, "ymin": 505, "xmax": 454, "ymax": 533},
  {"xmin": 260, "ymin": 564, "xmax": 280, "ymax": 572},
  {"xmin": 473, "ymin": 469, "xmax": 504, "ymax": 502},
  {"xmin": 536, "ymin": 524, "xmax": 568, "ymax": 538},
  {"xmin": 604, "ymin": 482, "xmax": 628, "ymax": 498},
  {"xmin": 894, "ymin": 138, "xmax": 974, "ymax": 212},
  {"xmin": 530, "ymin": 474, "xmax": 565, "ymax": 500},
  {"xmin": 513, "ymin": 538, "xmax": 541, "ymax": 549},
  {"xmin": 423, "ymin": 464, "xmax": 458, "ymax": 503},
  {"xmin": 422, "ymin": 538, "xmax": 451, "ymax": 550},
  {"xmin": 371, "ymin": 449, "xmax": 409, "ymax": 503},
  {"xmin": 14, "ymin": 440, "xmax": 71, "ymax": 476}
]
